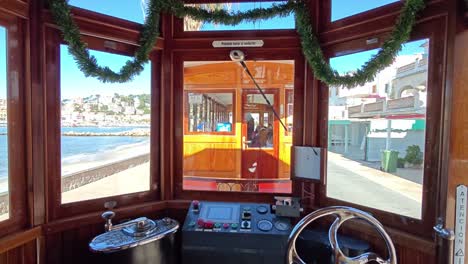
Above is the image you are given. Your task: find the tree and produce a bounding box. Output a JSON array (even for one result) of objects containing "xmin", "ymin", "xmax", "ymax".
[
  {"xmin": 184, "ymin": 4, "xmax": 232, "ymax": 31},
  {"xmin": 140, "ymin": 0, "xmax": 230, "ymax": 31}
]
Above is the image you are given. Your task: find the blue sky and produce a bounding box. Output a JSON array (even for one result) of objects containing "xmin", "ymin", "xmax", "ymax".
[
  {"xmin": 331, "ymin": 39, "xmax": 428, "ymax": 74},
  {"xmin": 331, "ymin": 0, "xmax": 398, "ymax": 21},
  {"xmin": 60, "ymin": 45, "xmax": 151, "ymax": 99},
  {"xmin": 0, "ymin": 1, "xmax": 425, "ymax": 98},
  {"xmin": 0, "ymin": 27, "xmax": 5, "ymax": 100}
]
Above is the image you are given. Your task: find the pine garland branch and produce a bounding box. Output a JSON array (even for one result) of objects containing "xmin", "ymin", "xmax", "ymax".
[{"xmin": 49, "ymin": 0, "xmax": 426, "ymax": 87}]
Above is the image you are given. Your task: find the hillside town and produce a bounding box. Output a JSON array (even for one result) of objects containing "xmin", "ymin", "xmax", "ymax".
[
  {"xmin": 61, "ymin": 93, "xmax": 151, "ymax": 127},
  {"xmin": 0, "ymin": 99, "xmax": 6, "ymax": 124}
]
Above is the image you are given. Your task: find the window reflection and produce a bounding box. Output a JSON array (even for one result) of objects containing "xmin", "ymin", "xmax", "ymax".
[{"xmin": 326, "ymin": 39, "xmax": 429, "ymax": 219}]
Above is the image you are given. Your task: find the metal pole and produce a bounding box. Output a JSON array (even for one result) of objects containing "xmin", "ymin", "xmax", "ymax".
[{"xmin": 386, "ymin": 119, "xmax": 392, "ymax": 150}]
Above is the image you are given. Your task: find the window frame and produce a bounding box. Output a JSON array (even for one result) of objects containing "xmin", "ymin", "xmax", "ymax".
[
  {"xmin": 44, "ymin": 27, "xmax": 161, "ymax": 220},
  {"xmin": 173, "ymin": 49, "xmax": 305, "ymax": 201},
  {"xmin": 0, "ymin": 12, "xmax": 28, "ymax": 237},
  {"xmin": 183, "ymin": 89, "xmax": 237, "ymax": 136},
  {"xmin": 318, "ymin": 18, "xmax": 446, "ymax": 238}
]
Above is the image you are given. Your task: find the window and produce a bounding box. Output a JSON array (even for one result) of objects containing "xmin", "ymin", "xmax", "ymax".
[
  {"xmin": 182, "ymin": 60, "xmax": 294, "ymax": 193},
  {"xmin": 0, "ymin": 27, "xmax": 7, "ymax": 221},
  {"xmin": 60, "ymin": 45, "xmax": 152, "ymax": 204},
  {"xmin": 185, "ymin": 92, "xmax": 234, "ymax": 134},
  {"xmin": 183, "ymin": 2, "xmax": 295, "ymax": 31},
  {"xmin": 326, "ymin": 39, "xmax": 429, "ymax": 219},
  {"xmin": 285, "ymin": 89, "xmax": 293, "ymax": 135},
  {"xmin": 69, "ymin": 0, "xmax": 147, "ymax": 23},
  {"xmin": 331, "ymin": 0, "xmax": 398, "ymax": 21}
]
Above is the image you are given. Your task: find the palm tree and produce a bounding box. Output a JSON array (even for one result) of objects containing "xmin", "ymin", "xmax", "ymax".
[
  {"xmin": 140, "ymin": 0, "xmax": 231, "ymax": 31},
  {"xmin": 183, "ymin": 4, "xmax": 232, "ymax": 31}
]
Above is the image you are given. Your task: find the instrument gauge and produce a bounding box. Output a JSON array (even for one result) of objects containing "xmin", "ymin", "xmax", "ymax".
[
  {"xmin": 256, "ymin": 205, "xmax": 268, "ymax": 214},
  {"xmin": 257, "ymin": 220, "xmax": 273, "ymax": 232},
  {"xmin": 274, "ymin": 220, "xmax": 290, "ymax": 231}
]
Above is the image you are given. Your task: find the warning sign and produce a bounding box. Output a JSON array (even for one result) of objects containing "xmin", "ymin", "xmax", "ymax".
[{"xmin": 455, "ymin": 185, "xmax": 467, "ymax": 264}]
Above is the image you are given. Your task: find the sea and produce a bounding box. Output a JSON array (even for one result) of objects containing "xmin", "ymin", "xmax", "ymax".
[{"xmin": 0, "ymin": 126, "xmax": 150, "ymax": 180}]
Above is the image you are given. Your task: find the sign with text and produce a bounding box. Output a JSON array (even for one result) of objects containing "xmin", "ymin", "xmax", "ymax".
[
  {"xmin": 212, "ymin": 40, "xmax": 264, "ymax": 48},
  {"xmin": 455, "ymin": 185, "xmax": 467, "ymax": 264}
]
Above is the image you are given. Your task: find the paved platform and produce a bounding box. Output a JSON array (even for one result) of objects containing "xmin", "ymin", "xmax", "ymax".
[{"xmin": 327, "ymin": 151, "xmax": 422, "ymax": 219}]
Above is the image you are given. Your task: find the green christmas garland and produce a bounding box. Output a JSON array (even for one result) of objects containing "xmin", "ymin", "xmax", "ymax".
[
  {"xmin": 49, "ymin": 0, "xmax": 162, "ymax": 83},
  {"xmin": 49, "ymin": 0, "xmax": 426, "ymax": 87}
]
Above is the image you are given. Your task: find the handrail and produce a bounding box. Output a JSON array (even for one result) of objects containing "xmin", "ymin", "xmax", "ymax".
[{"xmin": 0, "ymin": 226, "xmax": 42, "ymax": 254}]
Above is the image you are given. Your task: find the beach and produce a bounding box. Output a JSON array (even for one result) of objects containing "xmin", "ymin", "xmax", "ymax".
[{"xmin": 0, "ymin": 127, "xmax": 152, "ymax": 210}]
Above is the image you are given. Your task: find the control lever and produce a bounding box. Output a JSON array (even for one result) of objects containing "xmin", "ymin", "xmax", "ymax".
[
  {"xmin": 102, "ymin": 211, "xmax": 115, "ymax": 232},
  {"xmin": 102, "ymin": 201, "xmax": 117, "ymax": 232}
]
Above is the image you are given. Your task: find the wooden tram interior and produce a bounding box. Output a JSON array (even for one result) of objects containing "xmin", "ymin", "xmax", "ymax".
[{"xmin": 0, "ymin": 0, "xmax": 467, "ymax": 263}]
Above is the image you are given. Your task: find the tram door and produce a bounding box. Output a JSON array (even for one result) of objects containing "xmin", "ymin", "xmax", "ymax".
[{"xmin": 241, "ymin": 90, "xmax": 279, "ymax": 179}]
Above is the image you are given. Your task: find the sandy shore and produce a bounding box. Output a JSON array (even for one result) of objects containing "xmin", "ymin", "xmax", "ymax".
[
  {"xmin": 0, "ymin": 142, "xmax": 150, "ymax": 198},
  {"xmin": 62, "ymin": 141, "xmax": 150, "ymax": 176}
]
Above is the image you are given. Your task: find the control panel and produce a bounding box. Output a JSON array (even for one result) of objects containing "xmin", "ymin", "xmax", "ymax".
[
  {"xmin": 182, "ymin": 201, "xmax": 292, "ymax": 264},
  {"xmin": 183, "ymin": 201, "xmax": 291, "ymax": 234}
]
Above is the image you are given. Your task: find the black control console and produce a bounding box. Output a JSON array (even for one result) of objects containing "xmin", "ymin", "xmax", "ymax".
[{"xmin": 182, "ymin": 201, "xmax": 292, "ymax": 264}]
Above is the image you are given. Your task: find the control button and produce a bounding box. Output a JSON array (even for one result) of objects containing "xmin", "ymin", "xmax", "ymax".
[
  {"xmin": 197, "ymin": 219, "xmax": 205, "ymax": 228},
  {"xmin": 257, "ymin": 220, "xmax": 273, "ymax": 232},
  {"xmin": 243, "ymin": 206, "xmax": 251, "ymax": 211},
  {"xmin": 204, "ymin": 221, "xmax": 214, "ymax": 229},
  {"xmin": 231, "ymin": 223, "xmax": 238, "ymax": 229},
  {"xmin": 188, "ymin": 221, "xmax": 196, "ymax": 228},
  {"xmin": 274, "ymin": 220, "xmax": 290, "ymax": 231},
  {"xmin": 242, "ymin": 211, "xmax": 252, "ymax": 220},
  {"xmin": 192, "ymin": 200, "xmax": 200, "ymax": 212},
  {"xmin": 257, "ymin": 206, "xmax": 268, "ymax": 214},
  {"xmin": 223, "ymin": 223, "xmax": 230, "ymax": 229},
  {"xmin": 241, "ymin": 220, "xmax": 251, "ymax": 229},
  {"xmin": 214, "ymin": 223, "xmax": 221, "ymax": 229}
]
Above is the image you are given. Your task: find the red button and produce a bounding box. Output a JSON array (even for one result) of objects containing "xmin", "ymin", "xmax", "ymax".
[
  {"xmin": 197, "ymin": 219, "xmax": 205, "ymax": 228},
  {"xmin": 204, "ymin": 221, "xmax": 214, "ymax": 229},
  {"xmin": 223, "ymin": 223, "xmax": 230, "ymax": 229}
]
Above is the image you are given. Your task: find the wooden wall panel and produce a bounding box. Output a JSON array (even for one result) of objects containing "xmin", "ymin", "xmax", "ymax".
[
  {"xmin": 183, "ymin": 142, "xmax": 238, "ymax": 176},
  {"xmin": 447, "ymin": 28, "xmax": 468, "ymax": 256},
  {"xmin": 0, "ymin": 240, "xmax": 37, "ymax": 264}
]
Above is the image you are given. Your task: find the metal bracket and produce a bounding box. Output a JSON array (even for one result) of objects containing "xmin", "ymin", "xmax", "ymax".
[{"xmin": 434, "ymin": 217, "xmax": 455, "ymax": 241}]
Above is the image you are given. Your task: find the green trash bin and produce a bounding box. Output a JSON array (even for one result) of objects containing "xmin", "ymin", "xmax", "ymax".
[{"xmin": 381, "ymin": 150, "xmax": 399, "ymax": 173}]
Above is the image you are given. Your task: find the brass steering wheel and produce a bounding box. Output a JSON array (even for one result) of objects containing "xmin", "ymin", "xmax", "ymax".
[{"xmin": 285, "ymin": 206, "xmax": 397, "ymax": 264}]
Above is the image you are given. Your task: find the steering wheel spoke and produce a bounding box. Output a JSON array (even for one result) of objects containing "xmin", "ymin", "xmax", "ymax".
[
  {"xmin": 349, "ymin": 252, "xmax": 389, "ymax": 264},
  {"xmin": 287, "ymin": 247, "xmax": 306, "ymax": 264},
  {"xmin": 285, "ymin": 206, "xmax": 397, "ymax": 264}
]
